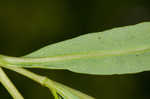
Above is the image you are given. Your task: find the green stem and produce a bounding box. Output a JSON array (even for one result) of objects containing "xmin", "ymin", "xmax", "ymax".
[
  {"xmin": 0, "ymin": 55, "xmax": 94, "ymax": 99},
  {"xmin": 0, "ymin": 67, "xmax": 24, "ymax": 99},
  {"xmin": 3, "ymin": 67, "xmax": 59, "ymax": 99}
]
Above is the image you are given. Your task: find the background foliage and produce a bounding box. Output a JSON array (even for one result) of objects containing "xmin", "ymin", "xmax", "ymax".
[{"xmin": 0, "ymin": 0, "xmax": 150, "ymax": 99}]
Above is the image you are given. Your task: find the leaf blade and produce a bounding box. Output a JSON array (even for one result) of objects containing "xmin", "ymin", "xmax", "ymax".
[
  {"xmin": 1, "ymin": 22, "xmax": 150, "ymax": 75},
  {"xmin": 54, "ymin": 81, "xmax": 95, "ymax": 99}
]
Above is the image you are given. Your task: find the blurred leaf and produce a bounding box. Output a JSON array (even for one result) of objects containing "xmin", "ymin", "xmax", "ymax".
[
  {"xmin": 1, "ymin": 22, "xmax": 150, "ymax": 75},
  {"xmin": 53, "ymin": 81, "xmax": 94, "ymax": 99}
]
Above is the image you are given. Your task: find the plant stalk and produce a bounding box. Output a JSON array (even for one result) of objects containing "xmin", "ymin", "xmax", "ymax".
[
  {"xmin": 3, "ymin": 66, "xmax": 59, "ymax": 99},
  {"xmin": 0, "ymin": 67, "xmax": 24, "ymax": 99}
]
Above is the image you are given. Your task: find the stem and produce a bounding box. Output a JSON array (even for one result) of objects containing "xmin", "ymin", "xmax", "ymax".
[
  {"xmin": 0, "ymin": 67, "xmax": 24, "ymax": 99},
  {"xmin": 0, "ymin": 55, "xmax": 94, "ymax": 99},
  {"xmin": 3, "ymin": 67, "xmax": 59, "ymax": 99},
  {"xmin": 1, "ymin": 66, "xmax": 95, "ymax": 99}
]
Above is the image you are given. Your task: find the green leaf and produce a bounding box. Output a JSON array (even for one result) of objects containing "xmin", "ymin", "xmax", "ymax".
[
  {"xmin": 43, "ymin": 77, "xmax": 94, "ymax": 99},
  {"xmin": 53, "ymin": 81, "xmax": 94, "ymax": 99},
  {"xmin": 1, "ymin": 22, "xmax": 150, "ymax": 75}
]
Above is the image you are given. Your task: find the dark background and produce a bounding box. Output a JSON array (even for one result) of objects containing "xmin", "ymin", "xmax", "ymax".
[{"xmin": 0, "ymin": 0, "xmax": 150, "ymax": 99}]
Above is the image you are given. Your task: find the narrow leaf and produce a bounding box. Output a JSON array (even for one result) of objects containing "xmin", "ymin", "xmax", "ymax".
[
  {"xmin": 53, "ymin": 81, "xmax": 94, "ymax": 99},
  {"xmin": 0, "ymin": 22, "xmax": 150, "ymax": 75}
]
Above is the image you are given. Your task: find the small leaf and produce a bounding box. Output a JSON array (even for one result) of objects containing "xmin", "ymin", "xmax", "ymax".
[
  {"xmin": 54, "ymin": 81, "xmax": 94, "ymax": 99},
  {"xmin": 1, "ymin": 22, "xmax": 150, "ymax": 75}
]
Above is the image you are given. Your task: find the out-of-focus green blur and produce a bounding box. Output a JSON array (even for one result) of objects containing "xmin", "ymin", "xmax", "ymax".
[{"xmin": 0, "ymin": 0, "xmax": 150, "ymax": 99}]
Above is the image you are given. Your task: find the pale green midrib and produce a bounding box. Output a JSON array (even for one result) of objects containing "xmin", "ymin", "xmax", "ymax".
[{"xmin": 0, "ymin": 46, "xmax": 150, "ymax": 65}]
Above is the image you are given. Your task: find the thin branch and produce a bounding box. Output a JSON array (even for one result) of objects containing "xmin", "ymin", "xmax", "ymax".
[
  {"xmin": 0, "ymin": 67, "xmax": 24, "ymax": 99},
  {"xmin": 3, "ymin": 67, "xmax": 59, "ymax": 99}
]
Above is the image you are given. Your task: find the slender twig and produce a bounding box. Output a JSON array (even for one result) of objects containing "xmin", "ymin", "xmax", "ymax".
[
  {"xmin": 0, "ymin": 67, "xmax": 24, "ymax": 99},
  {"xmin": 3, "ymin": 67, "xmax": 59, "ymax": 99},
  {"xmin": 0, "ymin": 55, "xmax": 94, "ymax": 99}
]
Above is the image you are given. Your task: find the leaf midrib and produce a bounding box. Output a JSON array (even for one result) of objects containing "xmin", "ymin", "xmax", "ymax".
[{"xmin": 2, "ymin": 46, "xmax": 150, "ymax": 64}]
